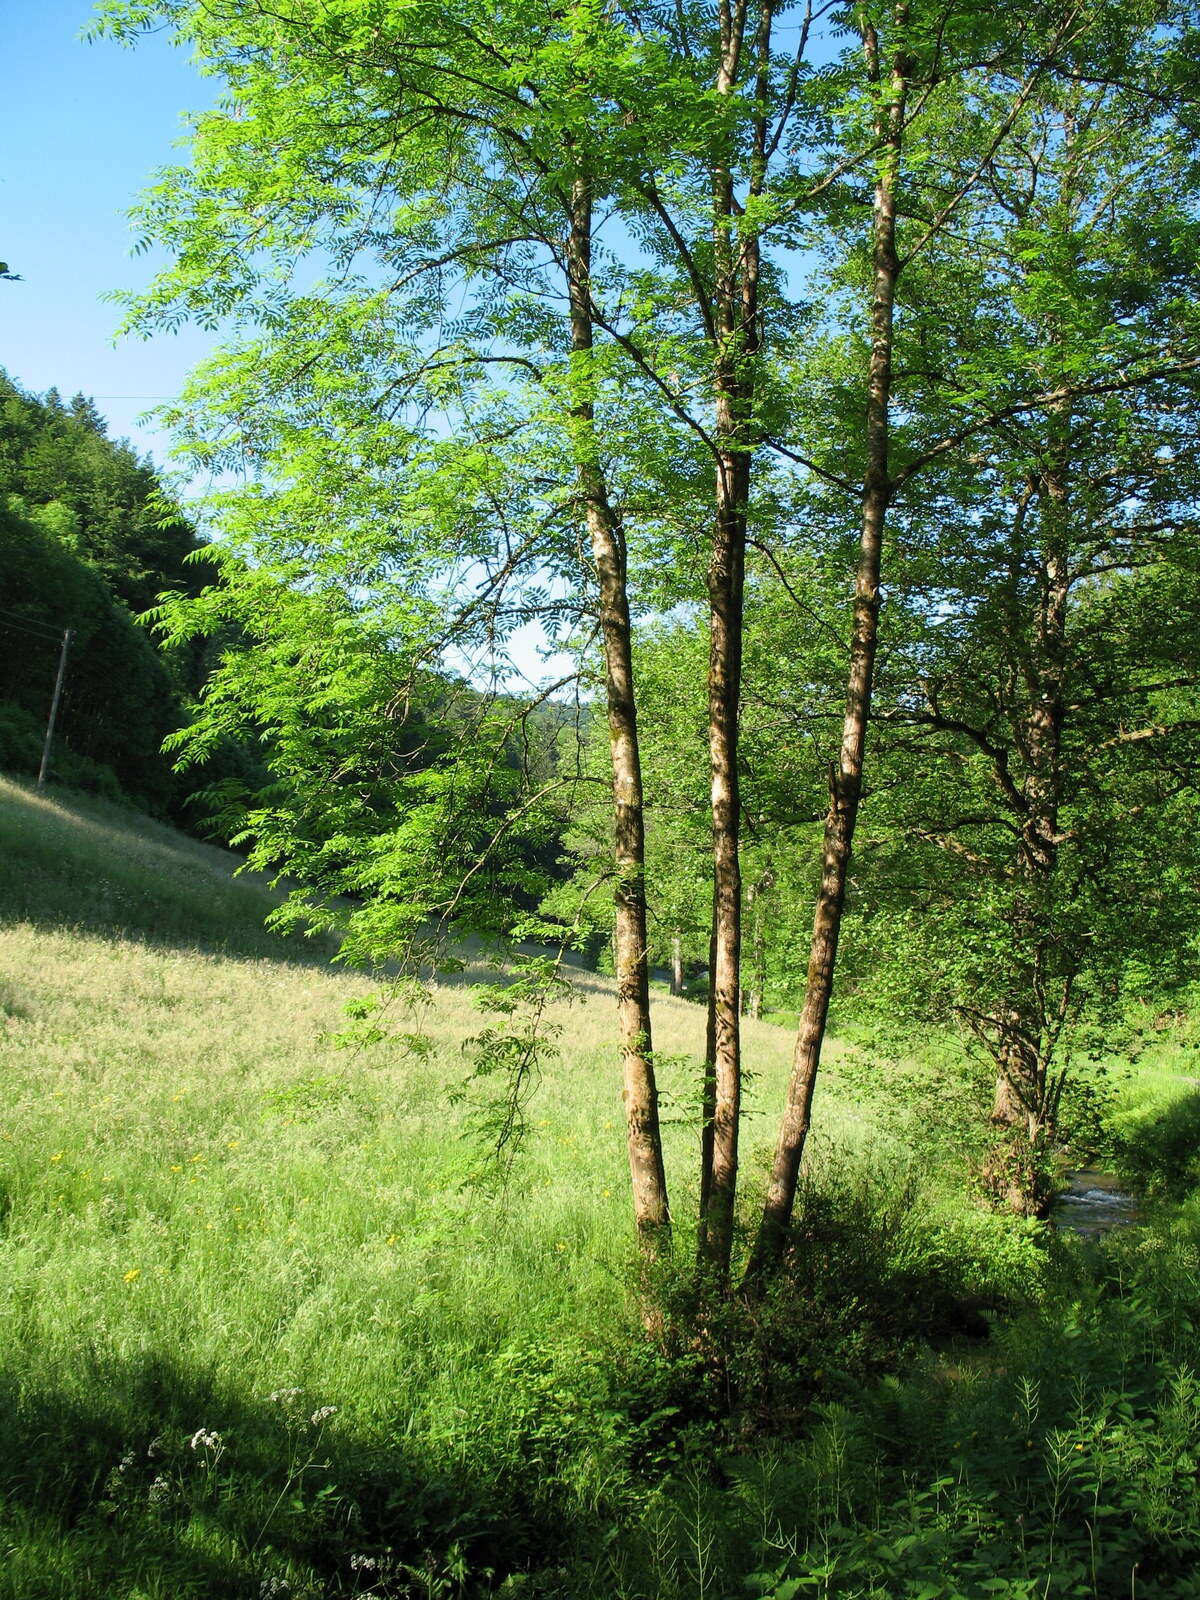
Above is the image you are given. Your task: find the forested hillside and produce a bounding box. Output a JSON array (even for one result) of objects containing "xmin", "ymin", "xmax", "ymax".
[{"xmin": 0, "ymin": 373, "xmax": 213, "ymax": 807}]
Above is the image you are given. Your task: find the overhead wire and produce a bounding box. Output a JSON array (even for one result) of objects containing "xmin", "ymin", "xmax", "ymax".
[{"xmin": 0, "ymin": 608, "xmax": 66, "ymax": 644}]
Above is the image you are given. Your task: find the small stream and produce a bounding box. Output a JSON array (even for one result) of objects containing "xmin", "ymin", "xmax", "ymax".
[{"xmin": 1050, "ymin": 1168, "xmax": 1141, "ymax": 1239}]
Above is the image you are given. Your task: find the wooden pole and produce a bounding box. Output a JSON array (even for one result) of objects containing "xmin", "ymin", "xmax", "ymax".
[{"xmin": 37, "ymin": 628, "xmax": 71, "ymax": 790}]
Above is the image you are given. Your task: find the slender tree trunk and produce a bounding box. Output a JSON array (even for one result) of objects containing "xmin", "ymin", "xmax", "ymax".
[
  {"xmin": 750, "ymin": 10, "xmax": 908, "ymax": 1277},
  {"xmin": 748, "ymin": 872, "xmax": 768, "ymax": 1020},
  {"xmin": 992, "ymin": 423, "xmax": 1070, "ymax": 1149},
  {"xmin": 701, "ymin": 439, "xmax": 747, "ymax": 1272},
  {"xmin": 566, "ymin": 170, "xmax": 669, "ymax": 1240},
  {"xmin": 670, "ymin": 934, "xmax": 684, "ymax": 997},
  {"xmin": 699, "ymin": 881, "xmax": 720, "ymax": 1232},
  {"xmin": 697, "ymin": 0, "xmax": 763, "ymax": 1277},
  {"xmin": 696, "ymin": 0, "xmax": 778, "ymax": 1280}
]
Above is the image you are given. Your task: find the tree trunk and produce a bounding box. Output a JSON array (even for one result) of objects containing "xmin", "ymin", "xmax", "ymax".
[
  {"xmin": 699, "ymin": 881, "xmax": 719, "ymax": 1233},
  {"xmin": 748, "ymin": 873, "xmax": 768, "ymax": 1020},
  {"xmin": 992, "ymin": 410, "xmax": 1070, "ymax": 1145},
  {"xmin": 695, "ymin": 0, "xmax": 778, "ymax": 1280},
  {"xmin": 566, "ymin": 170, "xmax": 669, "ymax": 1241},
  {"xmin": 750, "ymin": 10, "xmax": 907, "ymax": 1277},
  {"xmin": 670, "ymin": 934, "xmax": 684, "ymax": 997},
  {"xmin": 701, "ymin": 440, "xmax": 746, "ymax": 1273}
]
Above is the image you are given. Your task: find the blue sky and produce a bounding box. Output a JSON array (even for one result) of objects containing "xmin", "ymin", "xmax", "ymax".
[{"xmin": 1, "ymin": 2, "xmax": 216, "ymax": 468}]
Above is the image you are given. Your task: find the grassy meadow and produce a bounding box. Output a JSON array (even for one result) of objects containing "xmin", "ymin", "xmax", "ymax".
[{"xmin": 4, "ymin": 774, "xmax": 1200, "ymax": 1598}]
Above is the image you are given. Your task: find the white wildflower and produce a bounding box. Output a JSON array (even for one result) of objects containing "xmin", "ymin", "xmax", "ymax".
[
  {"xmin": 309, "ymin": 1405, "xmax": 337, "ymax": 1427},
  {"xmin": 189, "ymin": 1428, "xmax": 221, "ymax": 1451}
]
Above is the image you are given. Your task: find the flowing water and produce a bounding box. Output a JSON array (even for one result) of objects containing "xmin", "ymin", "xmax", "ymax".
[{"xmin": 1051, "ymin": 1168, "xmax": 1140, "ymax": 1239}]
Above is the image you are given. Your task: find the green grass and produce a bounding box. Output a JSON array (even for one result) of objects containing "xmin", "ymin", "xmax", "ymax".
[
  {"xmin": 4, "ymin": 774, "xmax": 1200, "ymax": 1598},
  {"xmin": 0, "ymin": 774, "xmax": 898, "ymax": 1597}
]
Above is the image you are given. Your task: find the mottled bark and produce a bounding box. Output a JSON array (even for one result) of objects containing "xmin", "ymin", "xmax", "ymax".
[
  {"xmin": 751, "ymin": 10, "xmax": 907, "ymax": 1276},
  {"xmin": 566, "ymin": 172, "xmax": 669, "ymax": 1240},
  {"xmin": 670, "ymin": 934, "xmax": 684, "ymax": 997}
]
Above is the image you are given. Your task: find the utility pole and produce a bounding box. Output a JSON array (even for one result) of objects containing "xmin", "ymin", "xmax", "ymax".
[{"xmin": 37, "ymin": 628, "xmax": 72, "ymax": 791}]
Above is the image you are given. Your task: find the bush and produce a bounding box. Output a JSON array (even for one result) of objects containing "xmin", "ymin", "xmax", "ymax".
[
  {"xmin": 1108, "ymin": 1089, "xmax": 1200, "ymax": 1200},
  {"xmin": 646, "ymin": 1156, "xmax": 1051, "ymax": 1447}
]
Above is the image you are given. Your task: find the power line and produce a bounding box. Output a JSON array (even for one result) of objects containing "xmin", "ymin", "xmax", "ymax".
[{"xmin": 0, "ymin": 608, "xmax": 65, "ymax": 643}]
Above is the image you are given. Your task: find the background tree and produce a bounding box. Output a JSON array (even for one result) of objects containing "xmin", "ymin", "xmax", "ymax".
[{"xmin": 838, "ymin": 49, "xmax": 1200, "ymax": 1203}]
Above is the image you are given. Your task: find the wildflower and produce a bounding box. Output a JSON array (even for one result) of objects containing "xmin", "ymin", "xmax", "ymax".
[
  {"xmin": 123, "ymin": 1268, "xmax": 140, "ymax": 1283},
  {"xmin": 350, "ymin": 1555, "xmax": 378, "ymax": 1572},
  {"xmin": 50, "ymin": 1151, "xmax": 63, "ymax": 1163},
  {"xmin": 386, "ymin": 1234, "xmax": 398, "ymax": 1245},
  {"xmin": 147, "ymin": 1475, "xmax": 171, "ymax": 1506},
  {"xmin": 170, "ymin": 1164, "xmax": 182, "ymax": 1172},
  {"xmin": 267, "ymin": 1387, "xmax": 303, "ymax": 1407},
  {"xmin": 189, "ymin": 1428, "xmax": 221, "ymax": 1450},
  {"xmin": 310, "ymin": 1405, "xmax": 337, "ymax": 1426}
]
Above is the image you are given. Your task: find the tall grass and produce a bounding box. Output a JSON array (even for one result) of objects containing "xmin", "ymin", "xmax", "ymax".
[{"xmin": 0, "ymin": 775, "xmax": 894, "ymax": 1596}]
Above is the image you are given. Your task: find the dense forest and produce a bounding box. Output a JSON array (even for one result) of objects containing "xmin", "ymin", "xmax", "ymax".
[{"xmin": 3, "ymin": 0, "xmax": 1200, "ymax": 1593}]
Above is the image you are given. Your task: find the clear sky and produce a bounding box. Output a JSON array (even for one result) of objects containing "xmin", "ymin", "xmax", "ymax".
[{"xmin": 1, "ymin": 2, "xmax": 216, "ymax": 470}]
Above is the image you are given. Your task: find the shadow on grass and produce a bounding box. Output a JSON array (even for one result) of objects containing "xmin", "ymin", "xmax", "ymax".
[{"xmin": 0, "ymin": 1350, "xmax": 566, "ymax": 1599}]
